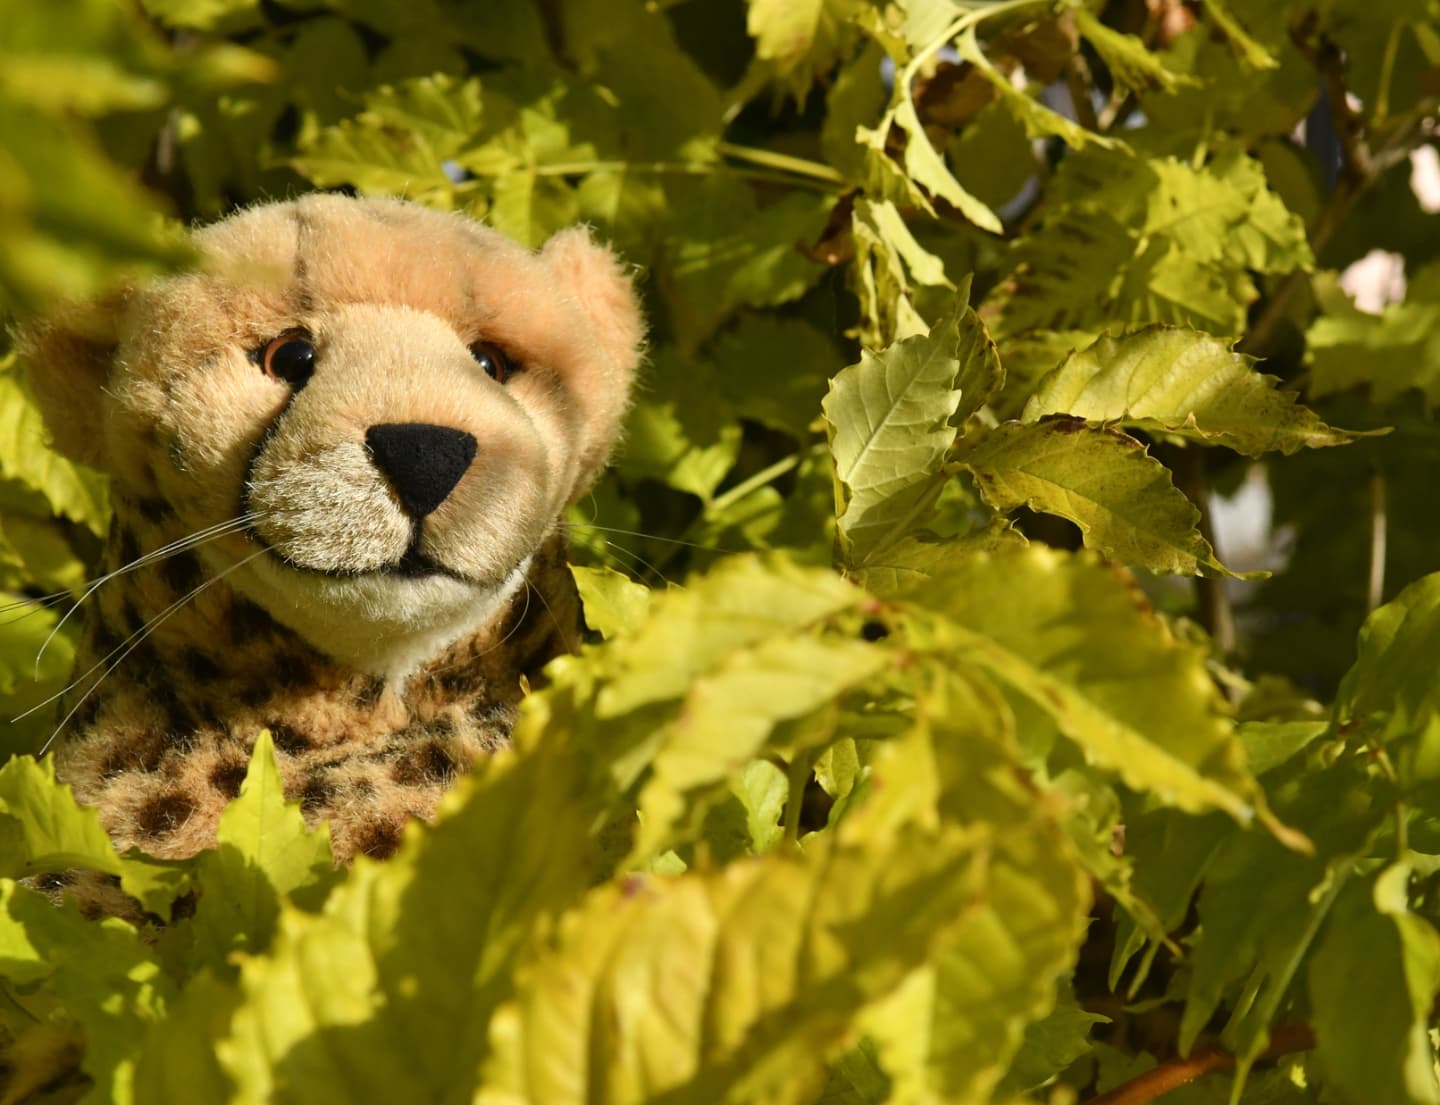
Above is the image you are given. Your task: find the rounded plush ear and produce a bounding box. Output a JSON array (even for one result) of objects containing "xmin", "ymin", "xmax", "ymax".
[
  {"xmin": 540, "ymin": 227, "xmax": 644, "ymax": 496},
  {"xmin": 14, "ymin": 294, "xmax": 129, "ymax": 470}
]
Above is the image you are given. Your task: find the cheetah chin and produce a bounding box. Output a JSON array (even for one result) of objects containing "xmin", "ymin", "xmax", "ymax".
[{"xmin": 18, "ymin": 195, "xmax": 643, "ymax": 882}]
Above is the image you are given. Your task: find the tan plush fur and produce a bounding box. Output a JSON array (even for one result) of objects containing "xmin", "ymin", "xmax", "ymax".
[{"xmin": 17, "ymin": 195, "xmax": 642, "ymax": 896}]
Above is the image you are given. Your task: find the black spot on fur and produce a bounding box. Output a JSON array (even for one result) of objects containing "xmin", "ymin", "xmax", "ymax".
[
  {"xmin": 160, "ymin": 550, "xmax": 203, "ymax": 594},
  {"xmin": 352, "ymin": 675, "xmax": 386, "ymax": 708},
  {"xmin": 272, "ymin": 654, "xmax": 312, "ymax": 690},
  {"xmin": 355, "ymin": 821, "xmax": 403, "ymax": 860},
  {"xmin": 268, "ymin": 721, "xmax": 311, "ymax": 755},
  {"xmin": 231, "ymin": 600, "xmax": 276, "ymax": 640},
  {"xmin": 239, "ymin": 683, "xmax": 273, "ymax": 709},
  {"xmin": 437, "ymin": 666, "xmax": 484, "ymax": 696},
  {"xmin": 148, "ymin": 680, "xmax": 198, "ymax": 738},
  {"xmin": 135, "ymin": 792, "xmax": 197, "ymax": 837},
  {"xmin": 73, "ymin": 694, "xmax": 103, "ymax": 728},
  {"xmin": 470, "ymin": 700, "xmax": 516, "ymax": 728},
  {"xmin": 209, "ymin": 759, "xmax": 248, "ymax": 799},
  {"xmin": 99, "ymin": 749, "xmax": 129, "ymax": 779},
  {"xmin": 392, "ymin": 741, "xmax": 457, "ymax": 786},
  {"xmin": 300, "ymin": 773, "xmax": 337, "ymax": 812},
  {"xmin": 137, "ymin": 498, "xmax": 171, "ymax": 525},
  {"xmin": 185, "ymin": 650, "xmax": 222, "ymax": 683},
  {"xmin": 117, "ymin": 528, "xmax": 141, "ymax": 570},
  {"xmin": 118, "ymin": 598, "xmax": 145, "ymax": 639}
]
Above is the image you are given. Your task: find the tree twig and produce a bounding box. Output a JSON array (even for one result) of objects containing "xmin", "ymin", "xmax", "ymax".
[
  {"xmin": 1065, "ymin": 52, "xmax": 1101, "ymax": 133},
  {"xmin": 1083, "ymin": 1024, "xmax": 1317, "ymax": 1105},
  {"xmin": 1178, "ymin": 449, "xmax": 1236, "ymax": 660},
  {"xmin": 1367, "ymin": 460, "xmax": 1387, "ymax": 612}
]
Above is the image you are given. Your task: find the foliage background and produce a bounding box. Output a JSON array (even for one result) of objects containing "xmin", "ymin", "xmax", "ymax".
[{"xmin": 0, "ymin": 0, "xmax": 1439, "ymax": 1102}]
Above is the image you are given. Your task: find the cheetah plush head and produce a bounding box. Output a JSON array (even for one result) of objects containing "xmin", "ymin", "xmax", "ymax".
[{"xmin": 23, "ymin": 195, "xmax": 643, "ymax": 677}]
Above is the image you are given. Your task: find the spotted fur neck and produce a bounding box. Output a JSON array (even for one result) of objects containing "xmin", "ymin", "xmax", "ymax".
[{"xmin": 51, "ymin": 495, "xmax": 581, "ymax": 866}]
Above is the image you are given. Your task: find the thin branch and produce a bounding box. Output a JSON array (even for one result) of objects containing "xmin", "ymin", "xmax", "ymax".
[
  {"xmin": 1179, "ymin": 449, "xmax": 1236, "ymax": 660},
  {"xmin": 1084, "ymin": 1024, "xmax": 1316, "ymax": 1105},
  {"xmin": 1367, "ymin": 461, "xmax": 1387, "ymax": 612},
  {"xmin": 1065, "ymin": 52, "xmax": 1101, "ymax": 133}
]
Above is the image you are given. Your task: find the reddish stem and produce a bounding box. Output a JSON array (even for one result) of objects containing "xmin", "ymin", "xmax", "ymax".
[{"xmin": 1083, "ymin": 1024, "xmax": 1316, "ymax": 1105}]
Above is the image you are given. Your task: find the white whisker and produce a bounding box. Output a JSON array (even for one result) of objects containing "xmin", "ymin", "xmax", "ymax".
[
  {"xmin": 30, "ymin": 547, "xmax": 268, "ymax": 755},
  {"xmin": 33, "ymin": 513, "xmax": 261, "ymax": 677}
]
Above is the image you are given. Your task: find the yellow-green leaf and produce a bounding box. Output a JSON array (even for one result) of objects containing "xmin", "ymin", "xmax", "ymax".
[
  {"xmin": 964, "ymin": 418, "xmax": 1233, "ymax": 577},
  {"xmin": 189, "ymin": 732, "xmax": 334, "ymax": 972},
  {"xmin": 1024, "ymin": 327, "xmax": 1363, "ymax": 457},
  {"xmin": 900, "ymin": 544, "xmax": 1257, "ymax": 819}
]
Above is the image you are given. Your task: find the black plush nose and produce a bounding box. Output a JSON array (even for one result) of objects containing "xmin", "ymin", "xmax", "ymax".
[{"xmin": 365, "ymin": 422, "xmax": 477, "ymax": 518}]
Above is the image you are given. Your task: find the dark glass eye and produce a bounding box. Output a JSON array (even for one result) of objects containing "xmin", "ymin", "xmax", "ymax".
[
  {"xmin": 469, "ymin": 341, "xmax": 513, "ymax": 383},
  {"xmin": 259, "ymin": 332, "xmax": 315, "ymax": 388}
]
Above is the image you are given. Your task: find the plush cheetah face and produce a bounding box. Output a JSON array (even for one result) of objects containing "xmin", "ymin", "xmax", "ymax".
[{"xmin": 24, "ymin": 196, "xmax": 643, "ymax": 675}]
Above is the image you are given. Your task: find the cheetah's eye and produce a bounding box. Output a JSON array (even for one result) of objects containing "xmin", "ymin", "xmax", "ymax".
[
  {"xmin": 257, "ymin": 332, "xmax": 316, "ymax": 389},
  {"xmin": 468, "ymin": 341, "xmax": 514, "ymax": 384}
]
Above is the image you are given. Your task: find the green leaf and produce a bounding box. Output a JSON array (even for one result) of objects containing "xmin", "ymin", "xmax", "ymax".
[
  {"xmin": 571, "ymin": 564, "xmax": 655, "ymax": 640},
  {"xmin": 746, "ymin": 0, "xmax": 862, "ymax": 99},
  {"xmin": 0, "ymin": 757, "xmax": 187, "ymax": 916},
  {"xmin": 996, "ymin": 982, "xmax": 1107, "ymax": 1098},
  {"xmin": 698, "ymin": 759, "xmax": 788, "ymax": 862},
  {"xmin": 988, "ymin": 148, "xmax": 1311, "ymax": 338},
  {"xmin": 630, "ymin": 630, "xmax": 886, "ymax": 861},
  {"xmin": 0, "ymin": 879, "xmax": 173, "ymax": 1105},
  {"xmin": 662, "ymin": 177, "xmax": 830, "ymax": 352},
  {"xmin": 822, "ymin": 42, "xmax": 888, "ymax": 182},
  {"xmin": 900, "ymin": 544, "xmax": 1258, "ymax": 819},
  {"xmin": 956, "ymin": 29, "xmax": 1120, "ymax": 152},
  {"xmin": 217, "ymin": 729, "xmax": 600, "ymax": 1103},
  {"xmin": 1336, "ymin": 572, "xmax": 1440, "ymax": 726},
  {"xmin": 1309, "ymin": 865, "xmax": 1440, "ymax": 1105},
  {"xmin": 963, "ymin": 418, "xmax": 1233, "ymax": 577},
  {"xmin": 1308, "ymin": 297, "xmax": 1440, "ymax": 406},
  {"xmin": 858, "ymin": 89, "xmax": 1003, "ymax": 234},
  {"xmin": 825, "ymin": 307, "xmax": 996, "ymax": 567},
  {"xmin": 1073, "ymin": 9, "xmax": 1197, "ymax": 93},
  {"xmin": 617, "ymin": 344, "xmax": 743, "ymax": 501},
  {"xmin": 477, "ymin": 824, "xmax": 1005, "ymax": 1105},
  {"xmin": 1023, "ymin": 327, "xmax": 1362, "ymax": 457},
  {"xmin": 1198, "ymin": 0, "xmax": 1279, "ymax": 69},
  {"xmin": 0, "ymin": 367, "xmax": 109, "ymax": 535},
  {"xmin": 190, "ymin": 731, "xmax": 334, "ymax": 973},
  {"xmin": 848, "ymin": 680, "xmax": 1092, "ymax": 1105},
  {"xmin": 1177, "ymin": 741, "xmax": 1389, "ymax": 1062},
  {"xmin": 487, "ymin": 168, "xmax": 582, "ymax": 248},
  {"xmin": 292, "ymin": 74, "xmax": 482, "ymax": 202},
  {"xmin": 711, "ymin": 314, "xmax": 838, "ymax": 440},
  {"xmin": 569, "ymin": 555, "xmax": 883, "ymax": 860}
]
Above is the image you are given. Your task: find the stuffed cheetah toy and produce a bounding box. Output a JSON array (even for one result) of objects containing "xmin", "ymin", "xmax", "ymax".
[{"xmin": 18, "ymin": 195, "xmax": 642, "ymax": 897}]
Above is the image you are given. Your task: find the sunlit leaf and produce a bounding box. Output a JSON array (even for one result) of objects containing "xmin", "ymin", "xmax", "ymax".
[
  {"xmin": 964, "ymin": 418, "xmax": 1233, "ymax": 576},
  {"xmin": 899, "ymin": 544, "xmax": 1258, "ymax": 819},
  {"xmin": 189, "ymin": 732, "xmax": 334, "ymax": 973},
  {"xmin": 1025, "ymin": 327, "xmax": 1362, "ymax": 457}
]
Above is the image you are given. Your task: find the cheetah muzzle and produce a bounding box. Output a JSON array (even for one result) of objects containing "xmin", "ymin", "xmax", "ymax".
[{"xmin": 18, "ymin": 195, "xmax": 643, "ymax": 874}]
